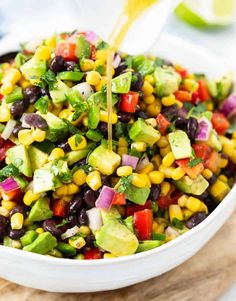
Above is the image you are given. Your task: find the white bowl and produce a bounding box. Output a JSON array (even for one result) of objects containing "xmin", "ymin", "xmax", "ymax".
[{"xmin": 0, "ymin": 33, "xmax": 235, "ymax": 293}]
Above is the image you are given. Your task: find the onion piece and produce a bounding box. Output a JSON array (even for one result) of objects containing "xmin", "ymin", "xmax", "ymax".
[
  {"xmin": 61, "ymin": 226, "xmax": 80, "ymax": 240},
  {"xmin": 85, "ymin": 31, "xmax": 99, "ymax": 44},
  {"xmin": 136, "ymin": 154, "xmax": 149, "ymax": 171},
  {"xmin": 0, "ymin": 177, "xmax": 19, "ymax": 192},
  {"xmin": 95, "ymin": 186, "xmax": 115, "ymax": 210},
  {"xmin": 195, "ymin": 117, "xmax": 212, "ymax": 141},
  {"xmin": 122, "ymin": 154, "xmax": 139, "ymax": 169},
  {"xmin": 112, "ymin": 53, "xmax": 121, "ymax": 69},
  {"xmin": 1, "ymin": 119, "xmax": 17, "ymax": 140},
  {"xmin": 86, "ymin": 208, "xmax": 103, "ymax": 231},
  {"xmin": 72, "ymin": 83, "xmax": 94, "ymax": 101},
  {"xmin": 165, "ymin": 226, "xmax": 180, "ymax": 237},
  {"xmin": 220, "ymin": 95, "xmax": 236, "ymax": 117}
]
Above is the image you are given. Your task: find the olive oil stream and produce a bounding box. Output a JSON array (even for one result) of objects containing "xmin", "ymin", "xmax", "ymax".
[{"xmin": 106, "ymin": 0, "xmax": 158, "ymax": 151}]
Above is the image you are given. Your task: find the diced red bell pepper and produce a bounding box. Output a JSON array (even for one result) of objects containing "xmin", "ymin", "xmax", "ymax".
[
  {"xmin": 157, "ymin": 189, "xmax": 181, "ymax": 209},
  {"xmin": 90, "ymin": 44, "xmax": 96, "ymax": 60},
  {"xmin": 125, "ymin": 200, "xmax": 152, "ymax": 217},
  {"xmin": 211, "ymin": 113, "xmax": 230, "ymax": 135},
  {"xmin": 174, "ymin": 90, "xmax": 192, "ymax": 102},
  {"xmin": 0, "ymin": 140, "xmax": 15, "ymax": 161},
  {"xmin": 51, "ymin": 199, "xmax": 68, "ymax": 217},
  {"xmin": 119, "ymin": 91, "xmax": 139, "ymax": 113},
  {"xmin": 192, "ymin": 143, "xmax": 212, "ymax": 162},
  {"xmin": 176, "ymin": 158, "xmax": 204, "ymax": 179},
  {"xmin": 55, "ymin": 43, "xmax": 77, "ymax": 61},
  {"xmin": 84, "ymin": 248, "xmax": 102, "ymax": 260},
  {"xmin": 134, "ymin": 209, "xmax": 153, "ymax": 240},
  {"xmin": 0, "ymin": 187, "xmax": 23, "ymax": 202},
  {"xmin": 205, "ymin": 150, "xmax": 220, "ymax": 173},
  {"xmin": 0, "ymin": 94, "xmax": 4, "ymax": 100},
  {"xmin": 156, "ymin": 113, "xmax": 171, "ymax": 135},
  {"xmin": 191, "ymin": 91, "xmax": 200, "ymax": 104},
  {"xmin": 112, "ymin": 193, "xmax": 126, "ymax": 205},
  {"xmin": 176, "ymin": 68, "xmax": 188, "ymax": 79},
  {"xmin": 198, "ymin": 79, "xmax": 210, "ymax": 102}
]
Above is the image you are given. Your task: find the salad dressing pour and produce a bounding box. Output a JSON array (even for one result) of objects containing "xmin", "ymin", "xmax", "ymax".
[{"xmin": 106, "ymin": 0, "xmax": 158, "ymax": 151}]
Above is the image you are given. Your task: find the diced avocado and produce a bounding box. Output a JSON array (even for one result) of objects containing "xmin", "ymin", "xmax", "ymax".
[
  {"xmin": 20, "ymin": 57, "xmax": 47, "ymax": 85},
  {"xmin": 28, "ymin": 197, "xmax": 53, "ymax": 222},
  {"xmin": 129, "ymin": 118, "xmax": 161, "ymax": 147},
  {"xmin": 136, "ymin": 240, "xmax": 163, "ymax": 253},
  {"xmin": 174, "ymin": 175, "xmax": 209, "ymax": 195},
  {"xmin": 96, "ymin": 219, "xmax": 138, "ymax": 256},
  {"xmin": 28, "ymin": 145, "xmax": 48, "ymax": 171},
  {"xmin": 132, "ymin": 55, "xmax": 154, "ymax": 76},
  {"xmin": 207, "ymin": 73, "xmax": 233, "ymax": 100},
  {"xmin": 88, "ymin": 91, "xmax": 119, "ymax": 109},
  {"xmin": 154, "ymin": 67, "xmax": 181, "ymax": 97},
  {"xmin": 111, "ymin": 71, "xmax": 132, "ymax": 93},
  {"xmin": 124, "ymin": 216, "xmax": 134, "ymax": 233},
  {"xmin": 88, "ymin": 104, "xmax": 100, "ymax": 129},
  {"xmin": 76, "ymin": 34, "xmax": 90, "ymax": 59},
  {"xmin": 7, "ymin": 145, "xmax": 32, "ymax": 177},
  {"xmin": 38, "ymin": 112, "xmax": 68, "ymax": 142},
  {"xmin": 5, "ymin": 86, "xmax": 24, "ymax": 103},
  {"xmin": 33, "ymin": 167, "xmax": 61, "ymax": 193},
  {"xmin": 49, "ymin": 79, "xmax": 70, "ymax": 104},
  {"xmin": 20, "ymin": 230, "xmax": 38, "ymax": 247},
  {"xmin": 33, "ymin": 140, "xmax": 55, "ymax": 154},
  {"xmin": 207, "ymin": 130, "xmax": 222, "ymax": 151},
  {"xmin": 67, "ymin": 149, "xmax": 90, "ymax": 165},
  {"xmin": 23, "ymin": 232, "xmax": 57, "ymax": 254},
  {"xmin": 56, "ymin": 242, "xmax": 77, "ymax": 257},
  {"xmin": 86, "ymin": 129, "xmax": 103, "ymax": 142},
  {"xmin": 57, "ymin": 71, "xmax": 84, "ymax": 81},
  {"xmin": 168, "ymin": 130, "xmax": 192, "ymax": 160},
  {"xmin": 101, "ymin": 207, "xmax": 121, "ymax": 224},
  {"xmin": 124, "ymin": 184, "xmax": 150, "ymax": 205},
  {"xmin": 3, "ymin": 236, "xmax": 21, "ymax": 248},
  {"xmin": 88, "ymin": 144, "xmax": 121, "ymax": 175}
]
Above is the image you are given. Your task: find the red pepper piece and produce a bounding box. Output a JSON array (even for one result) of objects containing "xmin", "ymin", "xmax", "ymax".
[
  {"xmin": 84, "ymin": 248, "xmax": 102, "ymax": 260},
  {"xmin": 134, "ymin": 209, "xmax": 153, "ymax": 240},
  {"xmin": 176, "ymin": 158, "xmax": 204, "ymax": 179},
  {"xmin": 55, "ymin": 43, "xmax": 77, "ymax": 61},
  {"xmin": 0, "ymin": 140, "xmax": 15, "ymax": 161},
  {"xmin": 125, "ymin": 200, "xmax": 152, "ymax": 217},
  {"xmin": 211, "ymin": 112, "xmax": 230, "ymax": 135},
  {"xmin": 156, "ymin": 113, "xmax": 171, "ymax": 135},
  {"xmin": 51, "ymin": 199, "xmax": 68, "ymax": 217},
  {"xmin": 174, "ymin": 90, "xmax": 192, "ymax": 102},
  {"xmin": 119, "ymin": 91, "xmax": 139, "ymax": 113},
  {"xmin": 112, "ymin": 193, "xmax": 126, "ymax": 205},
  {"xmin": 198, "ymin": 79, "xmax": 210, "ymax": 102}
]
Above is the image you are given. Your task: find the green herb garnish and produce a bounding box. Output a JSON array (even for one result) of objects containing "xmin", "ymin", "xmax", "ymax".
[
  {"xmin": 0, "ymin": 164, "xmax": 20, "ymax": 181},
  {"xmin": 172, "ymin": 218, "xmax": 184, "ymax": 229},
  {"xmin": 34, "ymin": 96, "xmax": 50, "ymax": 114},
  {"xmin": 188, "ymin": 158, "xmax": 203, "ymax": 168}
]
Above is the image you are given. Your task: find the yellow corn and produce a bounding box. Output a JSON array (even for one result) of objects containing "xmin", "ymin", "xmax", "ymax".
[
  {"xmin": 162, "ymin": 152, "xmax": 175, "ymax": 167},
  {"xmin": 117, "ymin": 147, "xmax": 128, "ymax": 156},
  {"xmin": 118, "ymin": 137, "xmax": 128, "ymax": 147},
  {"xmin": 131, "ymin": 142, "xmax": 146, "ymax": 152},
  {"xmin": 1, "ymin": 200, "xmax": 16, "ymax": 211},
  {"xmin": 145, "ymin": 118, "xmax": 157, "ymax": 128},
  {"xmin": 73, "ymin": 169, "xmax": 87, "ymax": 186},
  {"xmin": 143, "ymin": 95, "xmax": 155, "ymax": 104},
  {"xmin": 67, "ymin": 183, "xmax": 80, "ymax": 195},
  {"xmin": 55, "ymin": 185, "xmax": 68, "ymax": 196},
  {"xmin": 94, "ymin": 59, "xmax": 105, "ymax": 72},
  {"xmin": 11, "ymin": 213, "xmax": 24, "ymax": 230},
  {"xmin": 160, "ymin": 145, "xmax": 172, "ymax": 157},
  {"xmin": 86, "ymin": 71, "xmax": 101, "ymax": 86},
  {"xmin": 155, "ymin": 223, "xmax": 165, "ymax": 234},
  {"xmin": 95, "ymin": 76, "xmax": 107, "ymax": 92},
  {"xmin": 199, "ymin": 201, "xmax": 209, "ymax": 214},
  {"xmin": 231, "ymin": 150, "xmax": 236, "ymax": 164},
  {"xmin": 69, "ymin": 236, "xmax": 86, "ymax": 249},
  {"xmin": 36, "ymin": 227, "xmax": 44, "ymax": 234},
  {"xmin": 79, "ymin": 226, "xmax": 90, "ymax": 236},
  {"xmin": 117, "ymin": 166, "xmax": 133, "ymax": 177},
  {"xmin": 218, "ymin": 175, "xmax": 228, "ymax": 183},
  {"xmin": 202, "ymin": 168, "xmax": 213, "ymax": 180},
  {"xmin": 185, "ymin": 197, "xmax": 201, "ymax": 212},
  {"xmin": 80, "ymin": 59, "xmax": 95, "ymax": 72},
  {"xmin": 51, "ymin": 104, "xmax": 63, "ymax": 116},
  {"xmin": 95, "ymin": 49, "xmax": 108, "ymax": 62},
  {"xmin": 60, "ymin": 195, "xmax": 73, "ymax": 202},
  {"xmin": 131, "ymin": 173, "xmax": 148, "ymax": 188},
  {"xmin": 49, "ymin": 148, "xmax": 65, "ymax": 161},
  {"xmin": 32, "ymin": 128, "xmax": 46, "ymax": 142},
  {"xmin": 169, "ymin": 205, "xmax": 183, "ymax": 222},
  {"xmin": 183, "ymin": 79, "xmax": 199, "ymax": 92},
  {"xmin": 222, "ymin": 140, "xmax": 234, "ymax": 157},
  {"xmin": 34, "ymin": 46, "xmax": 51, "ymax": 60},
  {"xmin": 156, "ymin": 136, "xmax": 169, "ymax": 148},
  {"xmin": 148, "ymin": 170, "xmax": 164, "ymax": 184},
  {"xmin": 182, "ymin": 208, "xmax": 194, "ymax": 220},
  {"xmin": 152, "ymin": 220, "xmax": 159, "ymax": 232},
  {"xmin": 161, "ymin": 94, "xmax": 175, "ymax": 106},
  {"xmin": 0, "ymin": 82, "xmax": 14, "ymax": 95},
  {"xmin": 144, "ymin": 74, "xmax": 155, "ymax": 85},
  {"xmin": 0, "ymin": 104, "xmax": 11, "ymax": 122},
  {"xmin": 99, "ymin": 110, "xmax": 117, "ymax": 124},
  {"xmin": 233, "ymin": 131, "xmax": 236, "ymax": 140},
  {"xmin": 151, "ymin": 154, "xmax": 162, "ymax": 168},
  {"xmin": 103, "ymin": 253, "xmax": 117, "ymax": 259},
  {"xmin": 23, "ymin": 190, "xmax": 40, "ymax": 206},
  {"xmin": 142, "ymin": 81, "xmax": 154, "ymax": 96},
  {"xmin": 18, "ymin": 129, "xmax": 34, "ymax": 146},
  {"xmin": 0, "ymin": 206, "xmax": 9, "ymax": 217},
  {"xmin": 2, "ymin": 68, "xmax": 21, "ymax": 85},
  {"xmin": 160, "ymin": 181, "xmax": 171, "ymax": 196},
  {"xmin": 19, "ymin": 78, "xmax": 31, "ymax": 89},
  {"xmin": 25, "ymin": 104, "xmax": 36, "ymax": 113},
  {"xmin": 68, "ymin": 135, "xmax": 87, "ymax": 151},
  {"xmin": 175, "ymin": 100, "xmax": 183, "ymax": 109},
  {"xmin": 210, "ymin": 179, "xmax": 230, "ymax": 200},
  {"xmin": 171, "ymin": 167, "xmax": 185, "ymax": 181},
  {"xmin": 138, "ymin": 163, "xmax": 154, "ymax": 174},
  {"xmin": 163, "ymin": 167, "xmax": 175, "ymax": 179},
  {"xmin": 86, "ymin": 170, "xmax": 102, "ymax": 191},
  {"xmin": 178, "ymin": 195, "xmax": 188, "ymax": 207},
  {"xmin": 146, "ymin": 100, "xmax": 162, "ymax": 117},
  {"xmin": 59, "ymin": 109, "xmax": 72, "ymax": 119},
  {"xmin": 45, "ymin": 35, "xmax": 57, "ymax": 49},
  {"xmin": 218, "ymin": 157, "xmax": 228, "ymax": 168}
]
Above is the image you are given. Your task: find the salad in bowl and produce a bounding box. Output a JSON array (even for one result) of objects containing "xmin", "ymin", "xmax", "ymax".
[{"xmin": 0, "ymin": 30, "xmax": 235, "ymax": 261}]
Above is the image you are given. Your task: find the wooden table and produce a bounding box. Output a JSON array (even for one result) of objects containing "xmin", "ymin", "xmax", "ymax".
[{"xmin": 1, "ymin": 210, "xmax": 236, "ymax": 301}]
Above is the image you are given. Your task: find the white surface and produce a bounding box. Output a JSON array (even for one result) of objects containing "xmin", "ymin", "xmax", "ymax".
[{"xmin": 0, "ymin": 33, "xmax": 236, "ymax": 292}]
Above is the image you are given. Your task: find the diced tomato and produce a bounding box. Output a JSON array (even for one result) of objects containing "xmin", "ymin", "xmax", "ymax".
[
  {"xmin": 0, "ymin": 140, "xmax": 15, "ymax": 161},
  {"xmin": 174, "ymin": 90, "xmax": 192, "ymax": 102},
  {"xmin": 90, "ymin": 44, "xmax": 96, "ymax": 60},
  {"xmin": 84, "ymin": 248, "xmax": 102, "ymax": 260},
  {"xmin": 0, "ymin": 187, "xmax": 23, "ymax": 202},
  {"xmin": 205, "ymin": 150, "xmax": 220, "ymax": 173},
  {"xmin": 119, "ymin": 91, "xmax": 139, "ymax": 113},
  {"xmin": 176, "ymin": 68, "xmax": 188, "ymax": 79},
  {"xmin": 0, "ymin": 94, "xmax": 4, "ymax": 100},
  {"xmin": 134, "ymin": 209, "xmax": 153, "ymax": 240},
  {"xmin": 176, "ymin": 158, "xmax": 204, "ymax": 179},
  {"xmin": 157, "ymin": 190, "xmax": 181, "ymax": 209},
  {"xmin": 112, "ymin": 193, "xmax": 126, "ymax": 205},
  {"xmin": 51, "ymin": 199, "xmax": 68, "ymax": 217},
  {"xmin": 198, "ymin": 79, "xmax": 210, "ymax": 102},
  {"xmin": 192, "ymin": 143, "xmax": 212, "ymax": 162},
  {"xmin": 191, "ymin": 91, "xmax": 200, "ymax": 104},
  {"xmin": 156, "ymin": 113, "xmax": 171, "ymax": 135},
  {"xmin": 125, "ymin": 200, "xmax": 152, "ymax": 217},
  {"xmin": 55, "ymin": 43, "xmax": 77, "ymax": 61},
  {"xmin": 211, "ymin": 113, "xmax": 230, "ymax": 135}
]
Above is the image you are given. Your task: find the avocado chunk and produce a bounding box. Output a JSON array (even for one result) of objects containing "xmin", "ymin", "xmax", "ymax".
[
  {"xmin": 88, "ymin": 144, "xmax": 121, "ymax": 175},
  {"xmin": 96, "ymin": 219, "xmax": 138, "ymax": 256},
  {"xmin": 207, "ymin": 130, "xmax": 222, "ymax": 151},
  {"xmin": 76, "ymin": 34, "xmax": 90, "ymax": 59},
  {"xmin": 28, "ymin": 145, "xmax": 48, "ymax": 171},
  {"xmin": 3, "ymin": 236, "xmax": 21, "ymax": 248},
  {"xmin": 207, "ymin": 72, "xmax": 233, "ymax": 100},
  {"xmin": 23, "ymin": 232, "xmax": 57, "ymax": 254},
  {"xmin": 101, "ymin": 207, "xmax": 121, "ymax": 224},
  {"xmin": 28, "ymin": 197, "xmax": 53, "ymax": 222},
  {"xmin": 124, "ymin": 184, "xmax": 150, "ymax": 205},
  {"xmin": 33, "ymin": 167, "xmax": 61, "ymax": 193},
  {"xmin": 111, "ymin": 71, "xmax": 132, "ymax": 93},
  {"xmin": 20, "ymin": 57, "xmax": 47, "ymax": 85},
  {"xmin": 168, "ymin": 130, "xmax": 192, "ymax": 160},
  {"xmin": 174, "ymin": 175, "xmax": 209, "ymax": 195},
  {"xmin": 20, "ymin": 230, "xmax": 38, "ymax": 247},
  {"xmin": 7, "ymin": 145, "xmax": 32, "ymax": 177},
  {"xmin": 56, "ymin": 242, "xmax": 77, "ymax": 257},
  {"xmin": 136, "ymin": 240, "xmax": 163, "ymax": 253},
  {"xmin": 154, "ymin": 67, "xmax": 181, "ymax": 97},
  {"xmin": 129, "ymin": 118, "xmax": 161, "ymax": 146},
  {"xmin": 37, "ymin": 112, "xmax": 68, "ymax": 142},
  {"xmin": 49, "ymin": 79, "xmax": 70, "ymax": 104}
]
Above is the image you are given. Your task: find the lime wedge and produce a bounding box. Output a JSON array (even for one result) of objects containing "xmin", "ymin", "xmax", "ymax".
[{"xmin": 175, "ymin": 0, "xmax": 236, "ymax": 29}]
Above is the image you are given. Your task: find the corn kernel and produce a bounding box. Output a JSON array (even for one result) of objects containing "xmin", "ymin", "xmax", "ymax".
[
  {"xmin": 82, "ymin": 116, "xmax": 89, "ymax": 127},
  {"xmin": 36, "ymin": 227, "xmax": 44, "ymax": 234},
  {"xmin": 68, "ymin": 135, "xmax": 87, "ymax": 151},
  {"xmin": 146, "ymin": 100, "xmax": 162, "ymax": 117},
  {"xmin": 34, "ymin": 46, "xmax": 51, "ymax": 60},
  {"xmin": 222, "ymin": 140, "xmax": 234, "ymax": 157},
  {"xmin": 0, "ymin": 103, "xmax": 11, "ymax": 122},
  {"xmin": 103, "ymin": 253, "xmax": 117, "ymax": 259},
  {"xmin": 162, "ymin": 152, "xmax": 175, "ymax": 167},
  {"xmin": 11, "ymin": 213, "xmax": 24, "ymax": 230},
  {"xmin": 218, "ymin": 157, "xmax": 228, "ymax": 168},
  {"xmin": 95, "ymin": 49, "xmax": 108, "ymax": 62},
  {"xmin": 160, "ymin": 145, "xmax": 172, "ymax": 157},
  {"xmin": 67, "ymin": 183, "xmax": 80, "ymax": 195},
  {"xmin": 183, "ymin": 79, "xmax": 199, "ymax": 92},
  {"xmin": 73, "ymin": 169, "xmax": 87, "ymax": 186},
  {"xmin": 148, "ymin": 170, "xmax": 164, "ymax": 184},
  {"xmin": 152, "ymin": 220, "xmax": 158, "ymax": 232},
  {"xmin": 1, "ymin": 200, "xmax": 16, "ymax": 211},
  {"xmin": 182, "ymin": 208, "xmax": 193, "ymax": 220},
  {"xmin": 155, "ymin": 223, "xmax": 165, "ymax": 234},
  {"xmin": 143, "ymin": 94, "xmax": 155, "ymax": 104},
  {"xmin": 175, "ymin": 100, "xmax": 183, "ymax": 109},
  {"xmin": 117, "ymin": 166, "xmax": 133, "ymax": 177},
  {"xmin": 160, "ymin": 181, "xmax": 171, "ymax": 196},
  {"xmin": 118, "ymin": 137, "xmax": 128, "ymax": 147},
  {"xmin": 19, "ymin": 78, "xmax": 31, "ymax": 89},
  {"xmin": 186, "ymin": 197, "xmax": 201, "ymax": 212},
  {"xmin": 61, "ymin": 195, "xmax": 73, "ymax": 202},
  {"xmin": 231, "ymin": 150, "xmax": 236, "ymax": 164},
  {"xmin": 218, "ymin": 175, "xmax": 228, "ymax": 183},
  {"xmin": 163, "ymin": 167, "xmax": 174, "ymax": 179},
  {"xmin": 156, "ymin": 136, "xmax": 169, "ymax": 148},
  {"xmin": 86, "ymin": 71, "xmax": 101, "ymax": 86},
  {"xmin": 169, "ymin": 205, "xmax": 183, "ymax": 222},
  {"xmin": 51, "ymin": 104, "xmax": 63, "ymax": 116},
  {"xmin": 0, "ymin": 206, "xmax": 9, "ymax": 217},
  {"xmin": 0, "ymin": 82, "xmax": 14, "ymax": 95},
  {"xmin": 45, "ymin": 35, "xmax": 57, "ymax": 49},
  {"xmin": 138, "ymin": 163, "xmax": 154, "ymax": 175},
  {"xmin": 210, "ymin": 179, "xmax": 230, "ymax": 200},
  {"xmin": 178, "ymin": 195, "xmax": 188, "ymax": 207},
  {"xmin": 23, "ymin": 190, "xmax": 40, "ymax": 206},
  {"xmin": 131, "ymin": 141, "xmax": 146, "ymax": 152},
  {"xmin": 199, "ymin": 201, "xmax": 208, "ymax": 214},
  {"xmin": 49, "ymin": 148, "xmax": 65, "ymax": 161},
  {"xmin": 79, "ymin": 226, "xmax": 90, "ymax": 236},
  {"xmin": 99, "ymin": 110, "xmax": 117, "ymax": 124},
  {"xmin": 151, "ymin": 154, "xmax": 162, "ymax": 168},
  {"xmin": 233, "ymin": 132, "xmax": 236, "ymax": 140},
  {"xmin": 25, "ymin": 104, "xmax": 36, "ymax": 113},
  {"xmin": 69, "ymin": 236, "xmax": 86, "ymax": 249},
  {"xmin": 202, "ymin": 168, "xmax": 213, "ymax": 180},
  {"xmin": 80, "ymin": 59, "xmax": 94, "ymax": 72},
  {"xmin": 2, "ymin": 68, "xmax": 21, "ymax": 85},
  {"xmin": 145, "ymin": 118, "xmax": 157, "ymax": 128},
  {"xmin": 142, "ymin": 81, "xmax": 154, "ymax": 96},
  {"xmin": 144, "ymin": 74, "xmax": 155, "ymax": 85},
  {"xmin": 86, "ymin": 170, "xmax": 102, "ymax": 191},
  {"xmin": 94, "ymin": 59, "xmax": 105, "ymax": 72},
  {"xmin": 95, "ymin": 76, "xmax": 107, "ymax": 92},
  {"xmin": 32, "ymin": 128, "xmax": 46, "ymax": 142},
  {"xmin": 131, "ymin": 173, "xmax": 148, "ymax": 188},
  {"xmin": 117, "ymin": 146, "xmax": 128, "ymax": 156},
  {"xmin": 171, "ymin": 167, "xmax": 185, "ymax": 180},
  {"xmin": 59, "ymin": 109, "xmax": 72, "ymax": 119},
  {"xmin": 18, "ymin": 129, "xmax": 34, "ymax": 146},
  {"xmin": 161, "ymin": 94, "xmax": 175, "ymax": 106},
  {"xmin": 55, "ymin": 185, "xmax": 68, "ymax": 196}
]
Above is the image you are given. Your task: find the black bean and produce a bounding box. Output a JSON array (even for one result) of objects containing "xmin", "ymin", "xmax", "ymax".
[
  {"xmin": 175, "ymin": 117, "xmax": 188, "ymax": 130},
  {"xmin": 131, "ymin": 72, "xmax": 144, "ymax": 91},
  {"xmin": 24, "ymin": 113, "xmax": 48, "ymax": 129},
  {"xmin": 43, "ymin": 219, "xmax": 61, "ymax": 237},
  {"xmin": 10, "ymin": 101, "xmax": 26, "ymax": 118},
  {"xmin": 64, "ymin": 60, "xmax": 77, "ymax": 71},
  {"xmin": 101, "ymin": 175, "xmax": 111, "ymax": 187},
  {"xmin": 161, "ymin": 104, "xmax": 178, "ymax": 120},
  {"xmin": 135, "ymin": 109, "xmax": 149, "ymax": 119},
  {"xmin": 198, "ymin": 191, "xmax": 209, "ymax": 201},
  {"xmin": 8, "ymin": 228, "xmax": 25, "ymax": 240},
  {"xmin": 12, "ymin": 123, "xmax": 24, "ymax": 137},
  {"xmin": 186, "ymin": 212, "xmax": 207, "ymax": 229},
  {"xmin": 187, "ymin": 117, "xmax": 198, "ymax": 140},
  {"xmin": 117, "ymin": 111, "xmax": 132, "ymax": 123},
  {"xmin": 68, "ymin": 214, "xmax": 79, "ymax": 226},
  {"xmin": 68, "ymin": 195, "xmax": 84, "ymax": 215},
  {"xmin": 0, "ymin": 215, "xmax": 9, "ymax": 231},
  {"xmin": 148, "ymin": 185, "xmax": 161, "ymax": 202},
  {"xmin": 114, "ymin": 61, "xmax": 127, "ymax": 77},
  {"xmin": 84, "ymin": 189, "xmax": 98, "ymax": 209},
  {"xmin": 208, "ymin": 175, "xmax": 217, "ymax": 185},
  {"xmin": 24, "ymin": 86, "xmax": 41, "ymax": 104},
  {"xmin": 98, "ymin": 122, "xmax": 108, "ymax": 135},
  {"xmin": 56, "ymin": 140, "xmax": 71, "ymax": 152},
  {"xmin": 85, "ymin": 234, "xmax": 95, "ymax": 248},
  {"xmin": 49, "ymin": 55, "xmax": 65, "ymax": 73},
  {"xmin": 204, "ymin": 198, "xmax": 217, "ymax": 213},
  {"xmin": 40, "ymin": 87, "xmax": 50, "ymax": 97},
  {"xmin": 9, "ymin": 204, "xmax": 28, "ymax": 218},
  {"xmin": 79, "ymin": 208, "xmax": 88, "ymax": 225}
]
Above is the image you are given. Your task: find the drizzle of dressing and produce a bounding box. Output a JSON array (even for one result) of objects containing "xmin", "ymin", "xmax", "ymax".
[{"xmin": 106, "ymin": 0, "xmax": 158, "ymax": 151}]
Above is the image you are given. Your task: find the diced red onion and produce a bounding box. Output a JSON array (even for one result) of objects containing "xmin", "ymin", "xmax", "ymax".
[
  {"xmin": 220, "ymin": 95, "xmax": 236, "ymax": 117},
  {"xmin": 1, "ymin": 119, "xmax": 17, "ymax": 140},
  {"xmin": 112, "ymin": 53, "xmax": 121, "ymax": 69},
  {"xmin": 72, "ymin": 83, "xmax": 94, "ymax": 101},
  {"xmin": 95, "ymin": 186, "xmax": 115, "ymax": 210},
  {"xmin": 195, "ymin": 117, "xmax": 212, "ymax": 141},
  {"xmin": 136, "ymin": 155, "xmax": 150, "ymax": 171},
  {"xmin": 165, "ymin": 226, "xmax": 180, "ymax": 237},
  {"xmin": 122, "ymin": 154, "xmax": 139, "ymax": 169},
  {"xmin": 86, "ymin": 208, "xmax": 103, "ymax": 231},
  {"xmin": 85, "ymin": 31, "xmax": 99, "ymax": 44},
  {"xmin": 61, "ymin": 226, "xmax": 80, "ymax": 240},
  {"xmin": 0, "ymin": 177, "xmax": 19, "ymax": 192}
]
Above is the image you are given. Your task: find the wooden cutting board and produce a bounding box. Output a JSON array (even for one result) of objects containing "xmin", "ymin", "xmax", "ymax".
[{"xmin": 1, "ymin": 210, "xmax": 236, "ymax": 301}]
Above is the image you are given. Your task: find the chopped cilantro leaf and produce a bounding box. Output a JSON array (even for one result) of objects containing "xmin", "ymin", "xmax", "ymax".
[
  {"xmin": 56, "ymin": 218, "xmax": 70, "ymax": 228},
  {"xmin": 40, "ymin": 70, "xmax": 57, "ymax": 90},
  {"xmin": 0, "ymin": 164, "xmax": 20, "ymax": 181},
  {"xmin": 172, "ymin": 218, "xmax": 183, "ymax": 229},
  {"xmin": 117, "ymin": 176, "xmax": 132, "ymax": 194},
  {"xmin": 188, "ymin": 158, "xmax": 203, "ymax": 168}
]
